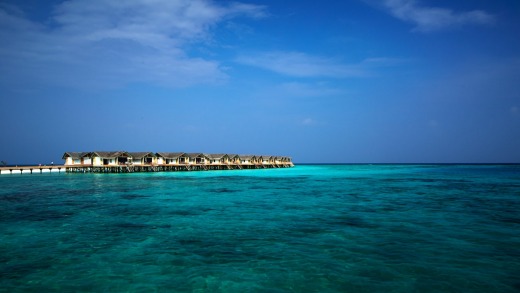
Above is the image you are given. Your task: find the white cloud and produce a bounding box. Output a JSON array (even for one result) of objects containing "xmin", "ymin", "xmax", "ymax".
[
  {"xmin": 235, "ymin": 51, "xmax": 395, "ymax": 78},
  {"xmin": 0, "ymin": 0, "xmax": 266, "ymax": 89},
  {"xmin": 301, "ymin": 118, "xmax": 316, "ymax": 126},
  {"xmin": 381, "ymin": 0, "xmax": 494, "ymax": 32}
]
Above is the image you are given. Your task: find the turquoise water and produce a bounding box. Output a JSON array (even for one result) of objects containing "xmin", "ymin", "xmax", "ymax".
[{"xmin": 1, "ymin": 165, "xmax": 519, "ymax": 292}]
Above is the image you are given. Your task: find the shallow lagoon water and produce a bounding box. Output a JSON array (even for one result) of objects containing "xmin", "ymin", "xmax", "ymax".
[{"xmin": 1, "ymin": 165, "xmax": 519, "ymax": 292}]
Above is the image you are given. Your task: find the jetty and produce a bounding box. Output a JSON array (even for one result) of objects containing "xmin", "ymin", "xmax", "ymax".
[
  {"xmin": 0, "ymin": 152, "xmax": 294, "ymax": 174},
  {"xmin": 0, "ymin": 165, "xmax": 66, "ymax": 175}
]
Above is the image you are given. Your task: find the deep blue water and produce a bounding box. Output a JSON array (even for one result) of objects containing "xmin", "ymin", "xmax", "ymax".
[{"xmin": 1, "ymin": 165, "xmax": 519, "ymax": 292}]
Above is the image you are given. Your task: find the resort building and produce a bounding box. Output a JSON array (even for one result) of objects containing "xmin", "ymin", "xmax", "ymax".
[
  {"xmin": 88, "ymin": 151, "xmax": 131, "ymax": 166},
  {"xmin": 156, "ymin": 152, "xmax": 186, "ymax": 165},
  {"xmin": 206, "ymin": 154, "xmax": 229, "ymax": 165},
  {"xmin": 240, "ymin": 155, "xmax": 256, "ymax": 165},
  {"xmin": 262, "ymin": 155, "xmax": 273, "ymax": 165},
  {"xmin": 62, "ymin": 152, "xmax": 90, "ymax": 165},
  {"xmin": 228, "ymin": 154, "xmax": 240, "ymax": 164},
  {"xmin": 128, "ymin": 152, "xmax": 156, "ymax": 165},
  {"xmin": 61, "ymin": 151, "xmax": 293, "ymax": 173},
  {"xmin": 186, "ymin": 153, "xmax": 209, "ymax": 165}
]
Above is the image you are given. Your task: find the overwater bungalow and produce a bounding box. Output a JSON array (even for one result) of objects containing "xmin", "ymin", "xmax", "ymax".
[
  {"xmin": 261, "ymin": 155, "xmax": 273, "ymax": 165},
  {"xmin": 206, "ymin": 154, "xmax": 229, "ymax": 165},
  {"xmin": 62, "ymin": 152, "xmax": 90, "ymax": 165},
  {"xmin": 156, "ymin": 152, "xmax": 186, "ymax": 165},
  {"xmin": 185, "ymin": 153, "xmax": 209, "ymax": 165},
  {"xmin": 128, "ymin": 152, "xmax": 156, "ymax": 165},
  {"xmin": 88, "ymin": 151, "xmax": 131, "ymax": 166},
  {"xmin": 60, "ymin": 150, "xmax": 293, "ymax": 173},
  {"xmin": 240, "ymin": 155, "xmax": 256, "ymax": 165},
  {"xmin": 282, "ymin": 157, "xmax": 292, "ymax": 164},
  {"xmin": 228, "ymin": 154, "xmax": 240, "ymax": 164}
]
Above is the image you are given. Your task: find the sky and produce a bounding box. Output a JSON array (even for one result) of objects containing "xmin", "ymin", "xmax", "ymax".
[{"xmin": 0, "ymin": 0, "xmax": 519, "ymax": 164}]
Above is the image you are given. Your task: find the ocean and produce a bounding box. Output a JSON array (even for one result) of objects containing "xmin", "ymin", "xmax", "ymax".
[{"xmin": 1, "ymin": 164, "xmax": 519, "ymax": 292}]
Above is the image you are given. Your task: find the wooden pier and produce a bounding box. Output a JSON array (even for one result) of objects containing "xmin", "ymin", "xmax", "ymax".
[
  {"xmin": 0, "ymin": 165, "xmax": 66, "ymax": 175},
  {"xmin": 0, "ymin": 162, "xmax": 294, "ymax": 175}
]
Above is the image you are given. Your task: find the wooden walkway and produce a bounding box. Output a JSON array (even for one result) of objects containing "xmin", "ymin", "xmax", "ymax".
[
  {"xmin": 0, "ymin": 163, "xmax": 294, "ymax": 174},
  {"xmin": 0, "ymin": 165, "xmax": 66, "ymax": 175}
]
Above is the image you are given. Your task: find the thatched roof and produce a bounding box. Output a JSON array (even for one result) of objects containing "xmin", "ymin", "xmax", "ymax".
[
  {"xmin": 185, "ymin": 153, "xmax": 207, "ymax": 159},
  {"xmin": 128, "ymin": 152, "xmax": 155, "ymax": 159},
  {"xmin": 90, "ymin": 151, "xmax": 129, "ymax": 158},
  {"xmin": 239, "ymin": 155, "xmax": 256, "ymax": 160},
  {"xmin": 62, "ymin": 152, "xmax": 89, "ymax": 159},
  {"xmin": 205, "ymin": 154, "xmax": 228, "ymax": 159},
  {"xmin": 156, "ymin": 152, "xmax": 186, "ymax": 159}
]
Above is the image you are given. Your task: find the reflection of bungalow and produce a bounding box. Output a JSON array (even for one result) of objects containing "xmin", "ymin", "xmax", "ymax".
[
  {"xmin": 186, "ymin": 153, "xmax": 209, "ymax": 165},
  {"xmin": 156, "ymin": 152, "xmax": 186, "ymax": 165},
  {"xmin": 63, "ymin": 152, "xmax": 91, "ymax": 165},
  {"xmin": 89, "ymin": 151, "xmax": 131, "ymax": 166},
  {"xmin": 128, "ymin": 152, "xmax": 156, "ymax": 165},
  {"xmin": 239, "ymin": 155, "xmax": 256, "ymax": 165},
  {"xmin": 206, "ymin": 154, "xmax": 229, "ymax": 165}
]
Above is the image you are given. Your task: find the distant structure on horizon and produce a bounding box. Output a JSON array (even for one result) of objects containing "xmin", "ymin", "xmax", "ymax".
[{"xmin": 62, "ymin": 151, "xmax": 293, "ymax": 173}]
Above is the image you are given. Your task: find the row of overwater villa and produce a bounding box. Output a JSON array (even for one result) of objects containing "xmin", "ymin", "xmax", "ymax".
[{"xmin": 62, "ymin": 151, "xmax": 294, "ymax": 173}]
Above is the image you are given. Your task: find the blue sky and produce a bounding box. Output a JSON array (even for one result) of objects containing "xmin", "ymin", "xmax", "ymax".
[{"xmin": 1, "ymin": 0, "xmax": 519, "ymax": 164}]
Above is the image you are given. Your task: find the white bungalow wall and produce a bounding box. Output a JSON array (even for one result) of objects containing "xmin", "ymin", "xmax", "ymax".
[{"xmin": 92, "ymin": 157, "xmax": 103, "ymax": 166}]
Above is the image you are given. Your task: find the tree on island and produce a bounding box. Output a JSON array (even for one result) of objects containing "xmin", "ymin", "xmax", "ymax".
[{"xmin": 0, "ymin": 161, "xmax": 6, "ymax": 167}]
